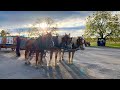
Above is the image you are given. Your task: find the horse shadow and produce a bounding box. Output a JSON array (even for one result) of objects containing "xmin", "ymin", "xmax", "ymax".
[
  {"xmin": 23, "ymin": 54, "xmax": 91, "ymax": 79},
  {"xmin": 42, "ymin": 65, "xmax": 63, "ymax": 79},
  {"xmin": 21, "ymin": 53, "xmax": 63, "ymax": 79},
  {"xmin": 60, "ymin": 60, "xmax": 91, "ymax": 79},
  {"xmin": 54, "ymin": 65, "xmax": 63, "ymax": 79}
]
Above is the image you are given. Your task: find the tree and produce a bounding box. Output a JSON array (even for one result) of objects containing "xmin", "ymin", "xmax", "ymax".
[
  {"xmin": 0, "ymin": 30, "xmax": 8, "ymax": 37},
  {"xmin": 28, "ymin": 17, "xmax": 58, "ymax": 37},
  {"xmin": 84, "ymin": 11, "xmax": 120, "ymax": 40},
  {"xmin": 17, "ymin": 29, "xmax": 23, "ymax": 36}
]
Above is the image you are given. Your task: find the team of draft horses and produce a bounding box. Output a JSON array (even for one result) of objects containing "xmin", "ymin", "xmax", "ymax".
[{"xmin": 16, "ymin": 33, "xmax": 85, "ymax": 68}]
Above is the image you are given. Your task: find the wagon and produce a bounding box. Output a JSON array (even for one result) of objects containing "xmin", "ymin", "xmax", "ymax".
[{"xmin": 0, "ymin": 36, "xmax": 17, "ymax": 51}]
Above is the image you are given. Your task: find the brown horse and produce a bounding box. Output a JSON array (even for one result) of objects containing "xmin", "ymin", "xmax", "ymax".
[
  {"xmin": 44, "ymin": 35, "xmax": 62, "ymax": 67},
  {"xmin": 84, "ymin": 40, "xmax": 90, "ymax": 46},
  {"xmin": 49, "ymin": 34, "xmax": 77, "ymax": 65},
  {"xmin": 76, "ymin": 36, "xmax": 86, "ymax": 50},
  {"xmin": 43, "ymin": 35, "xmax": 69, "ymax": 67},
  {"xmin": 47, "ymin": 47, "xmax": 61, "ymax": 66},
  {"xmin": 24, "ymin": 34, "xmax": 84, "ymax": 67},
  {"xmin": 24, "ymin": 33, "xmax": 54, "ymax": 67},
  {"xmin": 60, "ymin": 36, "xmax": 77, "ymax": 64},
  {"xmin": 60, "ymin": 35, "xmax": 85, "ymax": 64},
  {"xmin": 24, "ymin": 40, "xmax": 45, "ymax": 66}
]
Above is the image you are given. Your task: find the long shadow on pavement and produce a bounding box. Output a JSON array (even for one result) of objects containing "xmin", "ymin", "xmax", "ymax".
[
  {"xmin": 60, "ymin": 60, "xmax": 80, "ymax": 79},
  {"xmin": 42, "ymin": 66, "xmax": 54, "ymax": 79},
  {"xmin": 61, "ymin": 60, "xmax": 92, "ymax": 79},
  {"xmin": 54, "ymin": 65, "xmax": 63, "ymax": 79},
  {"xmin": 42, "ymin": 65, "xmax": 63, "ymax": 79}
]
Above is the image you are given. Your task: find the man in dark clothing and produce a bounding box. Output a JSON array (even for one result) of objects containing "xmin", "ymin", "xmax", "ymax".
[
  {"xmin": 16, "ymin": 36, "xmax": 21, "ymax": 57},
  {"xmin": 76, "ymin": 37, "xmax": 81, "ymax": 48},
  {"xmin": 53, "ymin": 36, "xmax": 59, "ymax": 48}
]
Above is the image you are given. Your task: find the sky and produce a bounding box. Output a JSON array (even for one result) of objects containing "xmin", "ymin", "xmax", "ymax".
[{"xmin": 0, "ymin": 11, "xmax": 119, "ymax": 37}]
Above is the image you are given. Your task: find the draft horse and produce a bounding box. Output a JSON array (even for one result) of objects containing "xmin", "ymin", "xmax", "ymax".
[
  {"xmin": 24, "ymin": 33, "xmax": 54, "ymax": 67},
  {"xmin": 59, "ymin": 35, "xmax": 86, "ymax": 64}
]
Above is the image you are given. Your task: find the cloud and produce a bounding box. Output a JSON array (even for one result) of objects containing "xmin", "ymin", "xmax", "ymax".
[
  {"xmin": 1, "ymin": 11, "xmax": 112, "ymax": 37},
  {"xmin": 0, "ymin": 11, "xmax": 92, "ymax": 28},
  {"xmin": 56, "ymin": 15, "xmax": 86, "ymax": 28},
  {"xmin": 58, "ymin": 26, "xmax": 85, "ymax": 30},
  {"xmin": 58, "ymin": 29, "xmax": 85, "ymax": 37}
]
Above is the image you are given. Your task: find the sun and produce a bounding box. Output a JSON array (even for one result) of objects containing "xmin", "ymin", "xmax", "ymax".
[
  {"xmin": 40, "ymin": 23, "xmax": 48, "ymax": 29},
  {"xmin": 35, "ymin": 23, "xmax": 48, "ymax": 29}
]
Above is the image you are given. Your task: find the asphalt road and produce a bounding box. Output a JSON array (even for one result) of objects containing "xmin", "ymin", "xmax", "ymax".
[{"xmin": 0, "ymin": 47, "xmax": 120, "ymax": 79}]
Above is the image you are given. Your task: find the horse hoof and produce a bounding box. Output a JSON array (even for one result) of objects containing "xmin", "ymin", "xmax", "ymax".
[
  {"xmin": 25, "ymin": 62, "xmax": 29, "ymax": 65},
  {"xmin": 54, "ymin": 64, "xmax": 57, "ymax": 66},
  {"xmin": 68, "ymin": 62, "xmax": 70, "ymax": 64},
  {"xmin": 25, "ymin": 62, "xmax": 28, "ymax": 65},
  {"xmin": 59, "ymin": 60, "xmax": 61, "ymax": 62},
  {"xmin": 47, "ymin": 65, "xmax": 49, "ymax": 67},
  {"xmin": 35, "ymin": 66, "xmax": 38, "ymax": 69},
  {"xmin": 41, "ymin": 64, "xmax": 44, "ymax": 68},
  {"xmin": 53, "ymin": 65, "xmax": 57, "ymax": 67},
  {"xmin": 38, "ymin": 61, "xmax": 40, "ymax": 64},
  {"xmin": 47, "ymin": 64, "xmax": 50, "ymax": 67},
  {"xmin": 70, "ymin": 62, "xmax": 73, "ymax": 64},
  {"xmin": 25, "ymin": 61, "xmax": 31, "ymax": 65},
  {"xmin": 28, "ymin": 61, "xmax": 31, "ymax": 64}
]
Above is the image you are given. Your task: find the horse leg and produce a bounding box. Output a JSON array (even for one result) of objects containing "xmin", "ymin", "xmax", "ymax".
[
  {"xmin": 25, "ymin": 49, "xmax": 28, "ymax": 64},
  {"xmin": 70, "ymin": 51, "xmax": 75, "ymax": 64},
  {"xmin": 61, "ymin": 51, "xmax": 64, "ymax": 60},
  {"xmin": 35, "ymin": 51, "xmax": 39, "ymax": 68},
  {"xmin": 58, "ymin": 50, "xmax": 62, "ymax": 61},
  {"xmin": 29, "ymin": 49, "xmax": 32, "ymax": 57},
  {"xmin": 40, "ymin": 52, "xmax": 44, "ymax": 66},
  {"xmin": 68, "ymin": 51, "xmax": 71, "ymax": 64},
  {"xmin": 49, "ymin": 51, "xmax": 53, "ymax": 66},
  {"xmin": 25, "ymin": 49, "xmax": 30, "ymax": 65},
  {"xmin": 38, "ymin": 52, "xmax": 41, "ymax": 65},
  {"xmin": 54, "ymin": 51, "xmax": 58, "ymax": 66},
  {"xmin": 25, "ymin": 49, "xmax": 28, "ymax": 60}
]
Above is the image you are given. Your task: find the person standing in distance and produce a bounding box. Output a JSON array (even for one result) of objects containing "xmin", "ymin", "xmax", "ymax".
[
  {"xmin": 16, "ymin": 36, "xmax": 21, "ymax": 57},
  {"xmin": 82, "ymin": 35, "xmax": 85, "ymax": 49}
]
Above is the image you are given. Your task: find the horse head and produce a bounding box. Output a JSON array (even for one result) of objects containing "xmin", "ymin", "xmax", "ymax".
[
  {"xmin": 36, "ymin": 32, "xmax": 55, "ymax": 50},
  {"xmin": 60, "ymin": 34, "xmax": 72, "ymax": 49},
  {"xmin": 75, "ymin": 36, "xmax": 85, "ymax": 50}
]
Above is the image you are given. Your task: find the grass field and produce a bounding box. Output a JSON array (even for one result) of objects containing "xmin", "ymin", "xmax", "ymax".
[{"xmin": 90, "ymin": 42, "xmax": 120, "ymax": 48}]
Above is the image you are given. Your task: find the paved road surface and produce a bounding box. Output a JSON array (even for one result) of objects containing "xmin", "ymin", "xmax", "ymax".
[
  {"xmin": 0, "ymin": 47, "xmax": 120, "ymax": 79},
  {"xmin": 72, "ymin": 47, "xmax": 120, "ymax": 79}
]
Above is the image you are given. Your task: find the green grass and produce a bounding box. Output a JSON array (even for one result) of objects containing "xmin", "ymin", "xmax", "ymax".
[
  {"xmin": 90, "ymin": 42, "xmax": 97, "ymax": 46},
  {"xmin": 90, "ymin": 42, "xmax": 120, "ymax": 48}
]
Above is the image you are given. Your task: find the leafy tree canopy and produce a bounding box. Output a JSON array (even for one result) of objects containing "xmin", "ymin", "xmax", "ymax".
[{"xmin": 84, "ymin": 11, "xmax": 120, "ymax": 39}]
